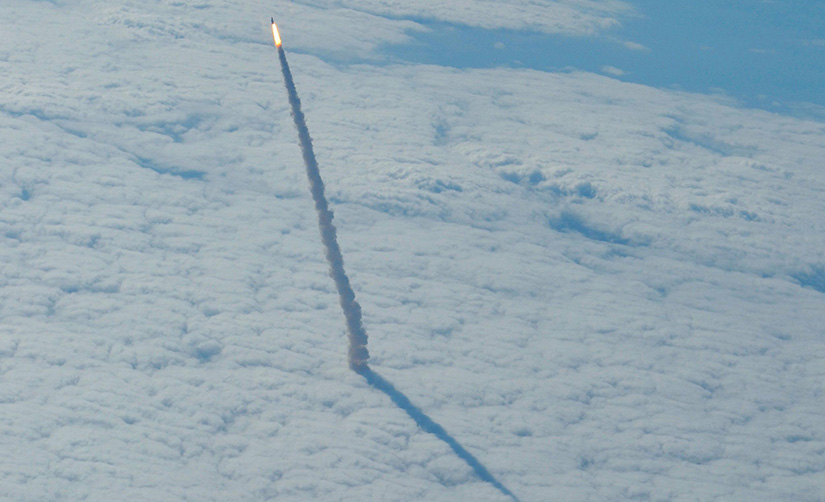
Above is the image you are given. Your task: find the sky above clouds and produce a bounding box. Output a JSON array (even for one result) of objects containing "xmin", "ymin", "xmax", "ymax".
[
  {"xmin": 2, "ymin": 1, "xmax": 825, "ymax": 501},
  {"xmin": 382, "ymin": 1, "xmax": 825, "ymax": 116}
]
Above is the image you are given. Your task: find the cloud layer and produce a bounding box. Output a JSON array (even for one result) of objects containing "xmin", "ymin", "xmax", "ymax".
[{"xmin": 1, "ymin": 1, "xmax": 824, "ymax": 501}]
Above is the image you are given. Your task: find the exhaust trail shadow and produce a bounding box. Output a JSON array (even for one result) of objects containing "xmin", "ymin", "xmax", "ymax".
[{"xmin": 355, "ymin": 365, "xmax": 519, "ymax": 501}]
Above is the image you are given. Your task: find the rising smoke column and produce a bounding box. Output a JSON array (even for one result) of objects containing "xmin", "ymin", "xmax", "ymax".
[
  {"xmin": 272, "ymin": 22, "xmax": 517, "ymax": 500},
  {"xmin": 275, "ymin": 36, "xmax": 369, "ymax": 369}
]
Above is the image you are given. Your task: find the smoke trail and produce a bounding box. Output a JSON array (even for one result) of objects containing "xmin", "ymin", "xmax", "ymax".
[
  {"xmin": 277, "ymin": 46, "xmax": 369, "ymax": 369},
  {"xmin": 275, "ymin": 44, "xmax": 516, "ymax": 501}
]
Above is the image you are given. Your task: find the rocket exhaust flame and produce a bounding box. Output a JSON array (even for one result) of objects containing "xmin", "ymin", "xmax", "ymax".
[
  {"xmin": 272, "ymin": 24, "xmax": 517, "ymax": 501},
  {"xmin": 271, "ymin": 21, "xmax": 281, "ymax": 47}
]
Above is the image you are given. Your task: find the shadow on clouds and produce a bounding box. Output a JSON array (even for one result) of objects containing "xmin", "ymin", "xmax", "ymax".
[
  {"xmin": 793, "ymin": 266, "xmax": 825, "ymax": 294},
  {"xmin": 548, "ymin": 210, "xmax": 630, "ymax": 245},
  {"xmin": 356, "ymin": 365, "xmax": 519, "ymax": 501}
]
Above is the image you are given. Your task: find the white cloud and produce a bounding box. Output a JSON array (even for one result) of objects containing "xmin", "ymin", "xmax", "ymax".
[
  {"xmin": 1, "ymin": 1, "xmax": 825, "ymax": 501},
  {"xmin": 601, "ymin": 65, "xmax": 625, "ymax": 76},
  {"xmin": 622, "ymin": 40, "xmax": 650, "ymax": 51}
]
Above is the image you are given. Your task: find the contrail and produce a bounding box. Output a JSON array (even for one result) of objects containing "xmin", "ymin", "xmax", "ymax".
[
  {"xmin": 273, "ymin": 22, "xmax": 517, "ymax": 500},
  {"xmin": 276, "ymin": 42, "xmax": 369, "ymax": 370}
]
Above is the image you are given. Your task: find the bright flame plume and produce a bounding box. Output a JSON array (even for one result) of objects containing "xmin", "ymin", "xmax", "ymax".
[{"xmin": 271, "ymin": 22, "xmax": 282, "ymax": 47}]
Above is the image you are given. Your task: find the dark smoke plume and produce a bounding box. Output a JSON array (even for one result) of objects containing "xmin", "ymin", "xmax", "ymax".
[
  {"xmin": 277, "ymin": 46, "xmax": 369, "ymax": 369},
  {"xmin": 276, "ymin": 45, "xmax": 516, "ymax": 501}
]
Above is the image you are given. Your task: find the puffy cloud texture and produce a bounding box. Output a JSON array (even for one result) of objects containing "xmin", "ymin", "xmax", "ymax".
[{"xmin": 1, "ymin": 1, "xmax": 824, "ymax": 501}]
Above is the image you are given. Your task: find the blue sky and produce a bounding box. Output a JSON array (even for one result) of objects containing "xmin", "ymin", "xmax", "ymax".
[{"xmin": 384, "ymin": 0, "xmax": 825, "ymax": 116}]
